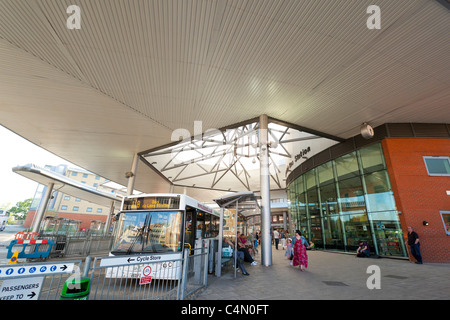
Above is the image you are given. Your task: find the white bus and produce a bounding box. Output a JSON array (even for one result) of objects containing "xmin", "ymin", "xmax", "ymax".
[
  {"xmin": 0, "ymin": 210, "xmax": 9, "ymax": 231},
  {"xmin": 106, "ymin": 194, "xmax": 219, "ymax": 279}
]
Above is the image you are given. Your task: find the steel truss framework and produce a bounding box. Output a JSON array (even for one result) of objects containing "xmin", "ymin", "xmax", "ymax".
[{"xmin": 139, "ymin": 117, "xmax": 342, "ymax": 192}]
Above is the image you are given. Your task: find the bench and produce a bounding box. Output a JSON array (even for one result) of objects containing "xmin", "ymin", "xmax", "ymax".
[
  {"xmin": 221, "ymin": 256, "xmax": 233, "ymax": 267},
  {"xmin": 221, "ymin": 247, "xmax": 234, "ymax": 267}
]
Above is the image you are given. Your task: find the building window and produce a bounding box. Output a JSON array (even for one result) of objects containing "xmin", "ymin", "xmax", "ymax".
[
  {"xmin": 75, "ymin": 198, "xmax": 81, "ymax": 202},
  {"xmin": 73, "ymin": 206, "xmax": 79, "ymax": 211},
  {"xmin": 64, "ymin": 196, "xmax": 70, "ymax": 201},
  {"xmin": 97, "ymin": 208, "xmax": 103, "ymax": 213},
  {"xmin": 61, "ymin": 205, "xmax": 68, "ymax": 210},
  {"xmin": 71, "ymin": 172, "xmax": 77, "ymax": 176},
  {"xmin": 83, "ymin": 173, "xmax": 88, "ymax": 178},
  {"xmin": 423, "ymin": 156, "xmax": 450, "ymax": 176},
  {"xmin": 87, "ymin": 207, "xmax": 93, "ymax": 212},
  {"xmin": 287, "ymin": 142, "xmax": 407, "ymax": 257},
  {"xmin": 440, "ymin": 211, "xmax": 450, "ymax": 235}
]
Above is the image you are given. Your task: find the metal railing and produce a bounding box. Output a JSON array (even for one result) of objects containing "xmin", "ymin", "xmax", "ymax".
[
  {"xmin": 0, "ymin": 260, "xmax": 83, "ymax": 300},
  {"xmin": 181, "ymin": 246, "xmax": 209, "ymax": 299},
  {"xmin": 37, "ymin": 233, "xmax": 114, "ymax": 258},
  {"xmin": 0, "ymin": 244, "xmax": 210, "ymax": 300}
]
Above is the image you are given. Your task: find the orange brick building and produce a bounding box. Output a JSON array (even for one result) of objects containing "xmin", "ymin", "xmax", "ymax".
[{"xmin": 383, "ymin": 138, "xmax": 450, "ymax": 263}]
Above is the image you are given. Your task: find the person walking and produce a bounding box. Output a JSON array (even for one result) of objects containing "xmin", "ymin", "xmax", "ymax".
[
  {"xmin": 407, "ymin": 226, "xmax": 423, "ymax": 264},
  {"xmin": 284, "ymin": 238, "xmax": 292, "ymax": 259},
  {"xmin": 291, "ymin": 230, "xmax": 309, "ymax": 271},
  {"xmin": 273, "ymin": 229, "xmax": 280, "ymax": 250},
  {"xmin": 280, "ymin": 229, "xmax": 286, "ymax": 250}
]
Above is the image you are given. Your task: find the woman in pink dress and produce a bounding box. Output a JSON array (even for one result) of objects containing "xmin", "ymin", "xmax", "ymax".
[{"xmin": 292, "ymin": 230, "xmax": 309, "ymax": 271}]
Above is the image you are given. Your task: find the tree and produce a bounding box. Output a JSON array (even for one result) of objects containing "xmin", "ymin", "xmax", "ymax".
[{"xmin": 8, "ymin": 198, "xmax": 33, "ymax": 220}]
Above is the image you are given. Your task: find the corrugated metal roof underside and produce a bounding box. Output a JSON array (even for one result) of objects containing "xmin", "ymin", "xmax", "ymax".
[{"xmin": 0, "ymin": 0, "xmax": 449, "ymax": 201}]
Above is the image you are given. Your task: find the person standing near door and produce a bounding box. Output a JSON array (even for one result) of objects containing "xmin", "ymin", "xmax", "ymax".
[{"xmin": 407, "ymin": 226, "xmax": 423, "ymax": 264}]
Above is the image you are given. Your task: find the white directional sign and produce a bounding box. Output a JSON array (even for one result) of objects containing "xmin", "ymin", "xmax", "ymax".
[
  {"xmin": 0, "ymin": 263, "xmax": 75, "ymax": 279},
  {"xmin": 100, "ymin": 253, "xmax": 181, "ymax": 267},
  {"xmin": 0, "ymin": 276, "xmax": 44, "ymax": 300}
]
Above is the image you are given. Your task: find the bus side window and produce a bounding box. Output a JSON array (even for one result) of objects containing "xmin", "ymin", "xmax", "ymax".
[
  {"xmin": 196, "ymin": 210, "xmax": 205, "ymax": 239},
  {"xmin": 185, "ymin": 210, "xmax": 194, "ymax": 249}
]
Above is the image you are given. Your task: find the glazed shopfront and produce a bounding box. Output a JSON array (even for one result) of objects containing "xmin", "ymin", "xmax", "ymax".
[{"xmin": 287, "ymin": 138, "xmax": 408, "ymax": 257}]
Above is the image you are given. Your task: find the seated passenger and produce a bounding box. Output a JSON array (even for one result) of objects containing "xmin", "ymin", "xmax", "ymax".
[
  {"xmin": 237, "ymin": 232, "xmax": 258, "ymax": 265},
  {"xmin": 241, "ymin": 234, "xmax": 256, "ymax": 257},
  {"xmin": 223, "ymin": 237, "xmax": 249, "ymax": 276}
]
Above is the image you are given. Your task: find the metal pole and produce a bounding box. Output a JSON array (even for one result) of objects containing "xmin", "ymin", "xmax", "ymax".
[
  {"xmin": 104, "ymin": 200, "xmax": 114, "ymax": 234},
  {"xmin": 126, "ymin": 153, "xmax": 139, "ymax": 196},
  {"xmin": 203, "ymin": 242, "xmax": 209, "ymax": 287},
  {"xmin": 216, "ymin": 207, "xmax": 224, "ymax": 277},
  {"xmin": 180, "ymin": 248, "xmax": 190, "ymax": 300},
  {"xmin": 259, "ymin": 114, "xmax": 272, "ymax": 266},
  {"xmin": 31, "ymin": 182, "xmax": 54, "ymax": 233},
  {"xmin": 234, "ymin": 200, "xmax": 238, "ymax": 278},
  {"xmin": 82, "ymin": 256, "xmax": 92, "ymax": 277}
]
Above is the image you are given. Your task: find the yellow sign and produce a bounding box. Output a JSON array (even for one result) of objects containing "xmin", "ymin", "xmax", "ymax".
[{"xmin": 7, "ymin": 251, "xmax": 19, "ymax": 264}]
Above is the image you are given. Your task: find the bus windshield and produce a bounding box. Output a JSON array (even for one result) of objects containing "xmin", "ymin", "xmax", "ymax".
[{"xmin": 112, "ymin": 211, "xmax": 182, "ymax": 254}]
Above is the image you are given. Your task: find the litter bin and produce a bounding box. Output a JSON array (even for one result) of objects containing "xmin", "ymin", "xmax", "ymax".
[{"xmin": 60, "ymin": 277, "xmax": 91, "ymax": 300}]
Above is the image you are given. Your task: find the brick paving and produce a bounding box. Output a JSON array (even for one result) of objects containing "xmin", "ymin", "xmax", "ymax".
[{"xmin": 194, "ymin": 245, "xmax": 450, "ymax": 300}]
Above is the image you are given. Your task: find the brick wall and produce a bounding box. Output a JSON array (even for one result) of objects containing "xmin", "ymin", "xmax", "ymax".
[
  {"xmin": 382, "ymin": 138, "xmax": 450, "ymax": 263},
  {"xmin": 24, "ymin": 210, "xmax": 107, "ymax": 230}
]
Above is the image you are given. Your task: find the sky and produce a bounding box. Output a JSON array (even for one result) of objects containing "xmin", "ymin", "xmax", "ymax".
[{"xmin": 0, "ymin": 125, "xmax": 80, "ymax": 209}]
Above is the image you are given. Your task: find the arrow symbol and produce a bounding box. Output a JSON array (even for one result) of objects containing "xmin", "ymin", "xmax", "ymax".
[
  {"xmin": 127, "ymin": 258, "xmax": 135, "ymax": 263},
  {"xmin": 60, "ymin": 265, "xmax": 68, "ymax": 271},
  {"xmin": 28, "ymin": 292, "xmax": 36, "ymax": 299}
]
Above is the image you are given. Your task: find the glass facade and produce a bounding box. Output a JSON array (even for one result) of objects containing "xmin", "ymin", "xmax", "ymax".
[{"xmin": 288, "ymin": 142, "xmax": 407, "ymax": 257}]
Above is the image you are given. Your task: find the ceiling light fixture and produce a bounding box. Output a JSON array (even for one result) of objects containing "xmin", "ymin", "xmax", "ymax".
[{"xmin": 361, "ymin": 123, "xmax": 374, "ymax": 139}]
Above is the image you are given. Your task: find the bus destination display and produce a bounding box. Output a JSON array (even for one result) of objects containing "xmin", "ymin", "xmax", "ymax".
[{"xmin": 123, "ymin": 196, "xmax": 180, "ymax": 210}]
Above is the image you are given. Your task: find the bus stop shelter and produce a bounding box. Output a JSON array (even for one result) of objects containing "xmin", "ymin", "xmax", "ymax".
[
  {"xmin": 213, "ymin": 191, "xmax": 260, "ymax": 277},
  {"xmin": 13, "ymin": 164, "xmax": 122, "ymax": 234}
]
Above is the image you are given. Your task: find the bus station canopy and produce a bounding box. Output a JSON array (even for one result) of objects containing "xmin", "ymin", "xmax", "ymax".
[
  {"xmin": 213, "ymin": 191, "xmax": 260, "ymax": 217},
  {"xmin": 1, "ymin": 0, "xmax": 449, "ymax": 202},
  {"xmin": 13, "ymin": 164, "xmax": 122, "ymax": 208}
]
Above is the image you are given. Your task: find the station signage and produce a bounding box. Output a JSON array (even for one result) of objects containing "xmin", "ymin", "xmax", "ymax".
[
  {"xmin": 123, "ymin": 196, "xmax": 180, "ymax": 210},
  {"xmin": 100, "ymin": 253, "xmax": 182, "ymax": 267},
  {"xmin": 0, "ymin": 276, "xmax": 44, "ymax": 300},
  {"xmin": 0, "ymin": 263, "xmax": 75, "ymax": 279},
  {"xmin": 139, "ymin": 265, "xmax": 153, "ymax": 285}
]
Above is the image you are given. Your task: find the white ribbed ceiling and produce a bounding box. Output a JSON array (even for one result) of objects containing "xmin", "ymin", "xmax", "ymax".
[{"xmin": 0, "ymin": 0, "xmax": 449, "ymax": 201}]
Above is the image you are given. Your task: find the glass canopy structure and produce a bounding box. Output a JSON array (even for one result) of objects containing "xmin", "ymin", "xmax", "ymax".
[
  {"xmin": 138, "ymin": 115, "xmax": 342, "ymax": 266},
  {"xmin": 140, "ymin": 117, "xmax": 341, "ymax": 193}
]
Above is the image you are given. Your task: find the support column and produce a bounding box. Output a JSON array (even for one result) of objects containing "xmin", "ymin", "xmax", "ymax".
[
  {"xmin": 31, "ymin": 182, "xmax": 54, "ymax": 233},
  {"xmin": 216, "ymin": 207, "xmax": 224, "ymax": 277},
  {"xmin": 127, "ymin": 153, "xmax": 140, "ymax": 196},
  {"xmin": 259, "ymin": 114, "xmax": 272, "ymax": 266},
  {"xmin": 104, "ymin": 200, "xmax": 115, "ymax": 234}
]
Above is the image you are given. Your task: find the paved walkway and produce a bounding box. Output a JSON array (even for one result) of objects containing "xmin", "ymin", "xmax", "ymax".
[{"xmin": 194, "ymin": 245, "xmax": 450, "ymax": 300}]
